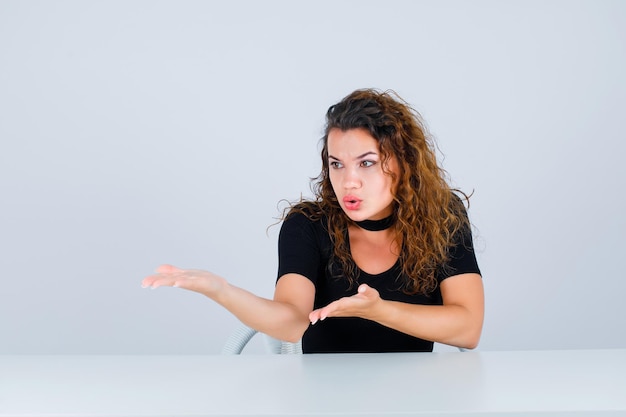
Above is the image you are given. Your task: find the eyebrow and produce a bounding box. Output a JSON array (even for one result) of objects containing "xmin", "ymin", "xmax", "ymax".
[{"xmin": 328, "ymin": 151, "xmax": 378, "ymax": 161}]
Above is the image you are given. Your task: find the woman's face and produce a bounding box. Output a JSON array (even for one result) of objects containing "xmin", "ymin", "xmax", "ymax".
[{"xmin": 327, "ymin": 128, "xmax": 398, "ymax": 222}]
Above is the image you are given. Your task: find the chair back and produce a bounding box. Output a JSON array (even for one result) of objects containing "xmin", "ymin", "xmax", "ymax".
[{"xmin": 221, "ymin": 323, "xmax": 302, "ymax": 354}]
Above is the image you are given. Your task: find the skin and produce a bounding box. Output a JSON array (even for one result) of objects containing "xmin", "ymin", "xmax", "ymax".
[
  {"xmin": 327, "ymin": 127, "xmax": 398, "ymax": 223},
  {"xmin": 141, "ymin": 127, "xmax": 484, "ymax": 349}
]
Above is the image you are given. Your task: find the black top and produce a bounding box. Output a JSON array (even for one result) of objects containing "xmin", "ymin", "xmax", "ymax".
[{"xmin": 277, "ymin": 210, "xmax": 481, "ymax": 353}]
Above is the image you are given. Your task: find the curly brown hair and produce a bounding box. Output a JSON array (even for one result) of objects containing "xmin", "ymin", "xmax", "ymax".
[{"xmin": 289, "ymin": 88, "xmax": 470, "ymax": 295}]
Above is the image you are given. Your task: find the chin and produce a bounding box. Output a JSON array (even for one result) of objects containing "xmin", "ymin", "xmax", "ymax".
[
  {"xmin": 340, "ymin": 210, "xmax": 358, "ymax": 221},
  {"xmin": 344, "ymin": 212, "xmax": 369, "ymax": 222}
]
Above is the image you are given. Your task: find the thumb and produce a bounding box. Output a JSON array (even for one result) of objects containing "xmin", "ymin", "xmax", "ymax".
[
  {"xmin": 358, "ymin": 283, "xmax": 379, "ymax": 299},
  {"xmin": 156, "ymin": 264, "xmax": 183, "ymax": 273},
  {"xmin": 358, "ymin": 283, "xmax": 370, "ymax": 294}
]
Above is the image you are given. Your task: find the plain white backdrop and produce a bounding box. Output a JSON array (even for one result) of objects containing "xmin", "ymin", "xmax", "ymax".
[{"xmin": 1, "ymin": 0, "xmax": 624, "ymax": 354}]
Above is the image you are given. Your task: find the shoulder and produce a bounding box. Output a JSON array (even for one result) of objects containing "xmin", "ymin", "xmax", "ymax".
[
  {"xmin": 280, "ymin": 202, "xmax": 329, "ymax": 240},
  {"xmin": 277, "ymin": 202, "xmax": 333, "ymax": 279},
  {"xmin": 439, "ymin": 192, "xmax": 480, "ymax": 279},
  {"xmin": 444, "ymin": 190, "xmax": 472, "ymax": 238}
]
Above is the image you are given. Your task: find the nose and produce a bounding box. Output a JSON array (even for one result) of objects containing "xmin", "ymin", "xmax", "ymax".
[{"xmin": 342, "ymin": 167, "xmax": 361, "ymax": 189}]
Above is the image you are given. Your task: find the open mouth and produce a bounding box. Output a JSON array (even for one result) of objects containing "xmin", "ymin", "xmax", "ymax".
[{"xmin": 343, "ymin": 196, "xmax": 361, "ymax": 210}]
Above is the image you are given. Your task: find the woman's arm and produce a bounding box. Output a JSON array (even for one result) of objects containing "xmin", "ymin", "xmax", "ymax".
[
  {"xmin": 308, "ymin": 272, "xmax": 484, "ymax": 349},
  {"xmin": 142, "ymin": 265, "xmax": 315, "ymax": 343}
]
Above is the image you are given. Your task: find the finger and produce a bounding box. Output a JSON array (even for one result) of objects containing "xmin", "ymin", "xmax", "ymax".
[
  {"xmin": 156, "ymin": 264, "xmax": 183, "ymax": 273},
  {"xmin": 141, "ymin": 276, "xmax": 153, "ymax": 288},
  {"xmin": 142, "ymin": 273, "xmax": 181, "ymax": 289},
  {"xmin": 309, "ymin": 309, "xmax": 321, "ymax": 325},
  {"xmin": 316, "ymin": 301, "xmax": 341, "ymax": 321},
  {"xmin": 309, "ymin": 304, "xmax": 334, "ymax": 324},
  {"xmin": 141, "ymin": 274, "xmax": 162, "ymax": 288},
  {"xmin": 357, "ymin": 283, "xmax": 379, "ymax": 299}
]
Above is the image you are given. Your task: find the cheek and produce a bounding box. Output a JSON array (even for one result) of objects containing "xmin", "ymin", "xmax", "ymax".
[
  {"xmin": 387, "ymin": 164, "xmax": 401, "ymax": 195},
  {"xmin": 379, "ymin": 174, "xmax": 397, "ymax": 197},
  {"xmin": 328, "ymin": 171, "xmax": 340, "ymax": 191},
  {"xmin": 382, "ymin": 179, "xmax": 395, "ymax": 196},
  {"xmin": 370, "ymin": 168, "xmax": 394, "ymax": 192}
]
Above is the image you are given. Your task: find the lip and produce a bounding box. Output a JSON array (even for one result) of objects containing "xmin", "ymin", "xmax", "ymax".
[{"xmin": 342, "ymin": 195, "xmax": 362, "ymax": 211}]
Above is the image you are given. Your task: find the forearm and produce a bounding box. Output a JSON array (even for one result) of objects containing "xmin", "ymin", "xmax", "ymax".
[
  {"xmin": 212, "ymin": 282, "xmax": 310, "ymax": 343},
  {"xmin": 369, "ymin": 301, "xmax": 483, "ymax": 349},
  {"xmin": 142, "ymin": 266, "xmax": 313, "ymax": 343}
]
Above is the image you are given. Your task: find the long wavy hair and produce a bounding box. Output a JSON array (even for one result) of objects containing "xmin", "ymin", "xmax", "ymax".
[{"xmin": 289, "ymin": 89, "xmax": 470, "ymax": 295}]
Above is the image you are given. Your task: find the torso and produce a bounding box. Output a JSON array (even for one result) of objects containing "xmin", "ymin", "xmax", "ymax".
[
  {"xmin": 277, "ymin": 210, "xmax": 481, "ymax": 353},
  {"xmin": 348, "ymin": 226, "xmax": 400, "ymax": 275}
]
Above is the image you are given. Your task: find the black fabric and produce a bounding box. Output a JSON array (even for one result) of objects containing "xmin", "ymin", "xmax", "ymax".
[
  {"xmin": 355, "ymin": 214, "xmax": 395, "ymax": 231},
  {"xmin": 276, "ymin": 210, "xmax": 481, "ymax": 354}
]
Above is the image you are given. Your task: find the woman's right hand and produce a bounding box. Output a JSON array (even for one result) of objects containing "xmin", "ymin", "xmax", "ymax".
[{"xmin": 141, "ymin": 264, "xmax": 227, "ymax": 299}]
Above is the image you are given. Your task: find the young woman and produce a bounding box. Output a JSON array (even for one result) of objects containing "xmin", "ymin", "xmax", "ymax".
[{"xmin": 141, "ymin": 89, "xmax": 484, "ymax": 353}]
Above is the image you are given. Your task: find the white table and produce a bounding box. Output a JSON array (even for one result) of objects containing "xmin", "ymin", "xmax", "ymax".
[{"xmin": 1, "ymin": 349, "xmax": 625, "ymax": 416}]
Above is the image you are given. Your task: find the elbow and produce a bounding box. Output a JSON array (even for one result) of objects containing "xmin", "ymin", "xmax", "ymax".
[
  {"xmin": 461, "ymin": 336, "xmax": 480, "ymax": 350},
  {"xmin": 279, "ymin": 321, "xmax": 310, "ymax": 344},
  {"xmin": 260, "ymin": 328, "xmax": 305, "ymax": 345},
  {"xmin": 452, "ymin": 335, "xmax": 480, "ymax": 351},
  {"xmin": 457, "ymin": 307, "xmax": 484, "ymax": 350},
  {"xmin": 446, "ymin": 317, "xmax": 482, "ymax": 350},
  {"xmin": 458, "ymin": 326, "xmax": 482, "ymax": 350}
]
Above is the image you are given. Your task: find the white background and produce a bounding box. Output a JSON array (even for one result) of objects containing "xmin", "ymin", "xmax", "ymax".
[{"xmin": 1, "ymin": 0, "xmax": 624, "ymax": 354}]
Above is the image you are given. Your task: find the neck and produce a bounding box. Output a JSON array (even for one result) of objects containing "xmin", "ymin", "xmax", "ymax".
[{"xmin": 354, "ymin": 214, "xmax": 395, "ymax": 232}]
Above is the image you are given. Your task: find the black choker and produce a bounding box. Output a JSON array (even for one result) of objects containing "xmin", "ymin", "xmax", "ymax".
[{"xmin": 355, "ymin": 215, "xmax": 395, "ymax": 231}]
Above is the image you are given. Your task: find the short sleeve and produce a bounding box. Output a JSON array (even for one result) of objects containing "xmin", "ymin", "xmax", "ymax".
[
  {"xmin": 276, "ymin": 212, "xmax": 324, "ymax": 285},
  {"xmin": 437, "ymin": 206, "xmax": 481, "ymax": 282}
]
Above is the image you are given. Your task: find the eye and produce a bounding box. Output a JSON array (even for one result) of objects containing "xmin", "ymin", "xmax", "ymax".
[
  {"xmin": 329, "ymin": 161, "xmax": 343, "ymax": 169},
  {"xmin": 360, "ymin": 160, "xmax": 376, "ymax": 168}
]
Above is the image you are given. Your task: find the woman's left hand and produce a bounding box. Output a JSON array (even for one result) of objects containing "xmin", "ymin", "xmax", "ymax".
[{"xmin": 308, "ymin": 283, "xmax": 382, "ymax": 324}]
